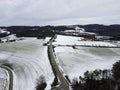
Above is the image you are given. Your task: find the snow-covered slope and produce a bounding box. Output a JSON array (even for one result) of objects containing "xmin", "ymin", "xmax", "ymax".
[
  {"xmin": 54, "ymin": 35, "xmax": 120, "ymax": 80},
  {"xmin": 55, "ymin": 46, "xmax": 120, "ymax": 80},
  {"xmin": 53, "ymin": 35, "xmax": 116, "ymax": 47},
  {"xmin": 0, "ymin": 38, "xmax": 54, "ymax": 90}
]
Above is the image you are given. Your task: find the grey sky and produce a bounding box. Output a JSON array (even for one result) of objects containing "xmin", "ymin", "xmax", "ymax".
[{"xmin": 0, "ymin": 0, "xmax": 120, "ymax": 26}]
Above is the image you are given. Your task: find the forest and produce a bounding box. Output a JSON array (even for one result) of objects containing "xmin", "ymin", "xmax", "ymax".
[
  {"xmin": 71, "ymin": 61, "xmax": 120, "ymax": 90},
  {"xmin": 0, "ymin": 24, "xmax": 120, "ymax": 40}
]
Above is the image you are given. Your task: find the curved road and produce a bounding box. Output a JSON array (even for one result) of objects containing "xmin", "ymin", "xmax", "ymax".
[{"xmin": 0, "ymin": 65, "xmax": 13, "ymax": 90}]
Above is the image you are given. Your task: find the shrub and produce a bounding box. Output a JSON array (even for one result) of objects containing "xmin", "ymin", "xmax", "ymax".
[
  {"xmin": 36, "ymin": 75, "xmax": 47, "ymax": 90},
  {"xmin": 51, "ymin": 76, "xmax": 59, "ymax": 87}
]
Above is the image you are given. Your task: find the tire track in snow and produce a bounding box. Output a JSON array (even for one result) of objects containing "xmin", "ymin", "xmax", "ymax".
[{"xmin": 0, "ymin": 39, "xmax": 54, "ymax": 90}]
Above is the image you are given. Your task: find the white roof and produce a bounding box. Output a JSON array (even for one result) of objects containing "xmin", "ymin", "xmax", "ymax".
[{"xmin": 0, "ymin": 29, "xmax": 10, "ymax": 34}]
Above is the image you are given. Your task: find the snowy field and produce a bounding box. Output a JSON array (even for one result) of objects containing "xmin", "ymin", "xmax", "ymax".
[
  {"xmin": 0, "ymin": 38, "xmax": 54, "ymax": 90},
  {"xmin": 54, "ymin": 35, "xmax": 120, "ymax": 80},
  {"xmin": 53, "ymin": 35, "xmax": 117, "ymax": 47},
  {"xmin": 55, "ymin": 47, "xmax": 120, "ymax": 79}
]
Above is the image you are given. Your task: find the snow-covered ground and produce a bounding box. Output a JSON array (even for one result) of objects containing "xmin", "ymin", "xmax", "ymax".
[
  {"xmin": 54, "ymin": 35, "xmax": 120, "ymax": 80},
  {"xmin": 45, "ymin": 37, "xmax": 51, "ymax": 42},
  {"xmin": 55, "ymin": 46, "xmax": 120, "ymax": 80},
  {"xmin": 53, "ymin": 35, "xmax": 117, "ymax": 47},
  {"xmin": 53, "ymin": 35, "xmax": 83, "ymax": 45},
  {"xmin": 0, "ymin": 38, "xmax": 54, "ymax": 90}
]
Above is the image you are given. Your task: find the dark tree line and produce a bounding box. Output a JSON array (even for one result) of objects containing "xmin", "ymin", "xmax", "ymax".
[
  {"xmin": 1, "ymin": 25, "xmax": 120, "ymax": 39},
  {"xmin": 71, "ymin": 61, "xmax": 120, "ymax": 90},
  {"xmin": 0, "ymin": 25, "xmax": 73, "ymax": 37}
]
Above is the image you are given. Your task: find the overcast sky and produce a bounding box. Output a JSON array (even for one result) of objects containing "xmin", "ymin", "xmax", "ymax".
[{"xmin": 0, "ymin": 0, "xmax": 120, "ymax": 26}]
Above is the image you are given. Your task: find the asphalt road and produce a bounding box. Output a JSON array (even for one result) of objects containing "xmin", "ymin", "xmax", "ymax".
[
  {"xmin": 0, "ymin": 65, "xmax": 13, "ymax": 90},
  {"xmin": 48, "ymin": 36, "xmax": 70, "ymax": 90}
]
